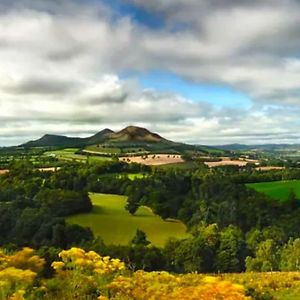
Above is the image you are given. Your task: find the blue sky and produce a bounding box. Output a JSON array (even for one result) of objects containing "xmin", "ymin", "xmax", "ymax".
[
  {"xmin": 122, "ymin": 71, "xmax": 251, "ymax": 109},
  {"xmin": 108, "ymin": 1, "xmax": 252, "ymax": 109},
  {"xmin": 103, "ymin": 0, "xmax": 165, "ymax": 29}
]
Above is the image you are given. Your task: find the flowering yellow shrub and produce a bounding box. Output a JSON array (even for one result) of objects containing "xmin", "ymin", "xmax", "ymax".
[
  {"xmin": 4, "ymin": 246, "xmax": 300, "ymax": 300},
  {"xmin": 8, "ymin": 247, "xmax": 45, "ymax": 273},
  {"xmin": 107, "ymin": 271, "xmax": 251, "ymax": 300},
  {"xmin": 0, "ymin": 248, "xmax": 44, "ymax": 300},
  {"xmin": 222, "ymin": 272, "xmax": 300, "ymax": 295},
  {"xmin": 52, "ymin": 247, "xmax": 125, "ymax": 275}
]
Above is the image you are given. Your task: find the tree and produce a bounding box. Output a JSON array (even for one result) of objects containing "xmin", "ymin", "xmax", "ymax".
[
  {"xmin": 214, "ymin": 225, "xmax": 246, "ymax": 273},
  {"xmin": 280, "ymin": 238, "xmax": 300, "ymax": 271},
  {"xmin": 245, "ymin": 239, "xmax": 279, "ymax": 272},
  {"xmin": 131, "ymin": 230, "xmax": 150, "ymax": 247},
  {"xmin": 126, "ymin": 196, "xmax": 140, "ymax": 215}
]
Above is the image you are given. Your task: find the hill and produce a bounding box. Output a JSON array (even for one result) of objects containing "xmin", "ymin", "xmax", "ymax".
[
  {"xmin": 108, "ymin": 126, "xmax": 166, "ymax": 143},
  {"xmin": 21, "ymin": 126, "xmax": 213, "ymax": 155},
  {"xmin": 23, "ymin": 126, "xmax": 170, "ymax": 148},
  {"xmin": 22, "ymin": 128, "xmax": 114, "ymax": 148},
  {"xmin": 215, "ymin": 143, "xmax": 300, "ymax": 151}
]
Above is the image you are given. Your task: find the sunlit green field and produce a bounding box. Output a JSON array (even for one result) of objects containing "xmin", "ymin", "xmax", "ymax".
[
  {"xmin": 116, "ymin": 173, "xmax": 146, "ymax": 180},
  {"xmin": 247, "ymin": 180, "xmax": 300, "ymax": 201},
  {"xmin": 67, "ymin": 193, "xmax": 188, "ymax": 246},
  {"xmin": 44, "ymin": 148, "xmax": 112, "ymax": 163},
  {"xmin": 85, "ymin": 146, "xmax": 121, "ymax": 154}
]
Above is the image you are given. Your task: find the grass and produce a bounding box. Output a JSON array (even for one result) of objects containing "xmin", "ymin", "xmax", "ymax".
[
  {"xmin": 44, "ymin": 148, "xmax": 112, "ymax": 163},
  {"xmin": 116, "ymin": 173, "xmax": 146, "ymax": 180},
  {"xmin": 67, "ymin": 193, "xmax": 188, "ymax": 247},
  {"xmin": 85, "ymin": 146, "xmax": 121, "ymax": 154},
  {"xmin": 247, "ymin": 180, "xmax": 300, "ymax": 201},
  {"xmin": 126, "ymin": 173, "xmax": 145, "ymax": 180},
  {"xmin": 157, "ymin": 161, "xmax": 199, "ymax": 170}
]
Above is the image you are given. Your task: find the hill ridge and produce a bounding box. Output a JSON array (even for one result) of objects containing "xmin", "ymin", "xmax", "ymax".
[{"xmin": 22, "ymin": 126, "xmax": 169, "ymax": 148}]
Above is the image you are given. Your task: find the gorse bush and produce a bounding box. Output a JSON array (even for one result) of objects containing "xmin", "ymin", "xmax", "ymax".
[
  {"xmin": 0, "ymin": 247, "xmax": 45, "ymax": 299},
  {"xmin": 0, "ymin": 247, "xmax": 252, "ymax": 299},
  {"xmin": 2, "ymin": 246, "xmax": 300, "ymax": 299},
  {"xmin": 107, "ymin": 271, "xmax": 250, "ymax": 300}
]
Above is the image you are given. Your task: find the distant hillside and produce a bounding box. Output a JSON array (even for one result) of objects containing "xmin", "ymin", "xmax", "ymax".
[
  {"xmin": 22, "ymin": 129, "xmax": 114, "ymax": 148},
  {"xmin": 21, "ymin": 125, "xmax": 220, "ymax": 155},
  {"xmin": 215, "ymin": 143, "xmax": 300, "ymax": 151},
  {"xmin": 23, "ymin": 134, "xmax": 85, "ymax": 148},
  {"xmin": 21, "ymin": 126, "xmax": 169, "ymax": 148}
]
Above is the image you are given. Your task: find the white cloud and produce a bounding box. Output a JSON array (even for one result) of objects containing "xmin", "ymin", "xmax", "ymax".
[{"xmin": 1, "ymin": 0, "xmax": 300, "ymax": 145}]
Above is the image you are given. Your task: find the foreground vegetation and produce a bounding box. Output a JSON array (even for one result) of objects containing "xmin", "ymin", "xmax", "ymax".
[
  {"xmin": 67, "ymin": 193, "xmax": 187, "ymax": 246},
  {"xmin": 3, "ymin": 149, "xmax": 300, "ymax": 298},
  {"xmin": 3, "ymin": 246, "xmax": 300, "ymax": 300}
]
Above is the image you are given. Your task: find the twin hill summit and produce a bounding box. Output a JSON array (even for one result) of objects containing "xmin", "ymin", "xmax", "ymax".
[
  {"xmin": 22, "ymin": 126, "xmax": 169, "ymax": 148},
  {"xmin": 20, "ymin": 126, "xmax": 300, "ymax": 153}
]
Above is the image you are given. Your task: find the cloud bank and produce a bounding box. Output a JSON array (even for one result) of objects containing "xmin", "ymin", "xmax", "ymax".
[{"xmin": 1, "ymin": 0, "xmax": 300, "ymax": 145}]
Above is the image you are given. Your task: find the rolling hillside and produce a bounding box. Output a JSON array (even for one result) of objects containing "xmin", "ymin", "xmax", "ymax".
[
  {"xmin": 23, "ymin": 128, "xmax": 113, "ymax": 148},
  {"xmin": 21, "ymin": 126, "xmax": 215, "ymax": 155}
]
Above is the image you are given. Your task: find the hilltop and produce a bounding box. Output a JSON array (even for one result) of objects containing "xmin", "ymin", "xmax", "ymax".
[
  {"xmin": 21, "ymin": 126, "xmax": 168, "ymax": 148},
  {"xmin": 20, "ymin": 126, "xmax": 214, "ymax": 155},
  {"xmin": 108, "ymin": 126, "xmax": 166, "ymax": 143}
]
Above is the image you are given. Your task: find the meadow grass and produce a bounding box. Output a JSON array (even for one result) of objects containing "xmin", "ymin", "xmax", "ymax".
[
  {"xmin": 157, "ymin": 161, "xmax": 199, "ymax": 170},
  {"xmin": 117, "ymin": 173, "xmax": 146, "ymax": 180},
  {"xmin": 85, "ymin": 145, "xmax": 121, "ymax": 154},
  {"xmin": 67, "ymin": 193, "xmax": 188, "ymax": 247},
  {"xmin": 247, "ymin": 180, "xmax": 300, "ymax": 201},
  {"xmin": 44, "ymin": 148, "xmax": 112, "ymax": 163}
]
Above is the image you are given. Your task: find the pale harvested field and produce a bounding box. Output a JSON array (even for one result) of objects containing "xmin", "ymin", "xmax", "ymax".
[
  {"xmin": 119, "ymin": 154, "xmax": 184, "ymax": 166},
  {"xmin": 0, "ymin": 167, "xmax": 60, "ymax": 175},
  {"xmin": 38, "ymin": 167, "xmax": 61, "ymax": 172},
  {"xmin": 255, "ymin": 166, "xmax": 285, "ymax": 171},
  {"xmin": 205, "ymin": 157, "xmax": 259, "ymax": 168}
]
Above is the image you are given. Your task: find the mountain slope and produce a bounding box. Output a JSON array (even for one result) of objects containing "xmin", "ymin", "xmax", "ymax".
[
  {"xmin": 22, "ymin": 126, "xmax": 168, "ymax": 148},
  {"xmin": 23, "ymin": 134, "xmax": 85, "ymax": 148},
  {"xmin": 107, "ymin": 126, "xmax": 167, "ymax": 143},
  {"xmin": 22, "ymin": 128, "xmax": 114, "ymax": 148},
  {"xmin": 87, "ymin": 128, "xmax": 114, "ymax": 144},
  {"xmin": 21, "ymin": 126, "xmax": 215, "ymax": 155}
]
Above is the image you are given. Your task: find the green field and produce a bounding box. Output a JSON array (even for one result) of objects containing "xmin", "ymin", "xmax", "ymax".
[
  {"xmin": 247, "ymin": 180, "xmax": 300, "ymax": 201},
  {"xmin": 158, "ymin": 161, "xmax": 201, "ymax": 170},
  {"xmin": 85, "ymin": 145, "xmax": 148, "ymax": 155},
  {"xmin": 67, "ymin": 193, "xmax": 188, "ymax": 246},
  {"xmin": 44, "ymin": 148, "xmax": 112, "ymax": 163},
  {"xmin": 117, "ymin": 173, "xmax": 146, "ymax": 180},
  {"xmin": 85, "ymin": 146, "xmax": 121, "ymax": 154}
]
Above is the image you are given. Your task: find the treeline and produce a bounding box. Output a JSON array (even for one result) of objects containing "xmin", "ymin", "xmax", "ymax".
[
  {"xmin": 125, "ymin": 172, "xmax": 300, "ymax": 235},
  {"xmin": 2, "ymin": 160, "xmax": 300, "ymax": 274},
  {"xmin": 0, "ymin": 160, "xmax": 149, "ymax": 248},
  {"xmin": 0, "ymin": 161, "xmax": 93, "ymax": 248}
]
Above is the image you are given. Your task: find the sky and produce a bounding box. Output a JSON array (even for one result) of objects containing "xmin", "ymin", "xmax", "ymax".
[{"xmin": 1, "ymin": 0, "xmax": 300, "ymax": 146}]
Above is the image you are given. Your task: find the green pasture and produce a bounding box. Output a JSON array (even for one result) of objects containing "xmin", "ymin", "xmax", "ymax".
[
  {"xmin": 44, "ymin": 148, "xmax": 112, "ymax": 163},
  {"xmin": 247, "ymin": 180, "xmax": 300, "ymax": 201},
  {"xmin": 85, "ymin": 146, "xmax": 121, "ymax": 154},
  {"xmin": 67, "ymin": 193, "xmax": 188, "ymax": 246},
  {"xmin": 116, "ymin": 173, "xmax": 146, "ymax": 180},
  {"xmin": 157, "ymin": 161, "xmax": 199, "ymax": 170}
]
